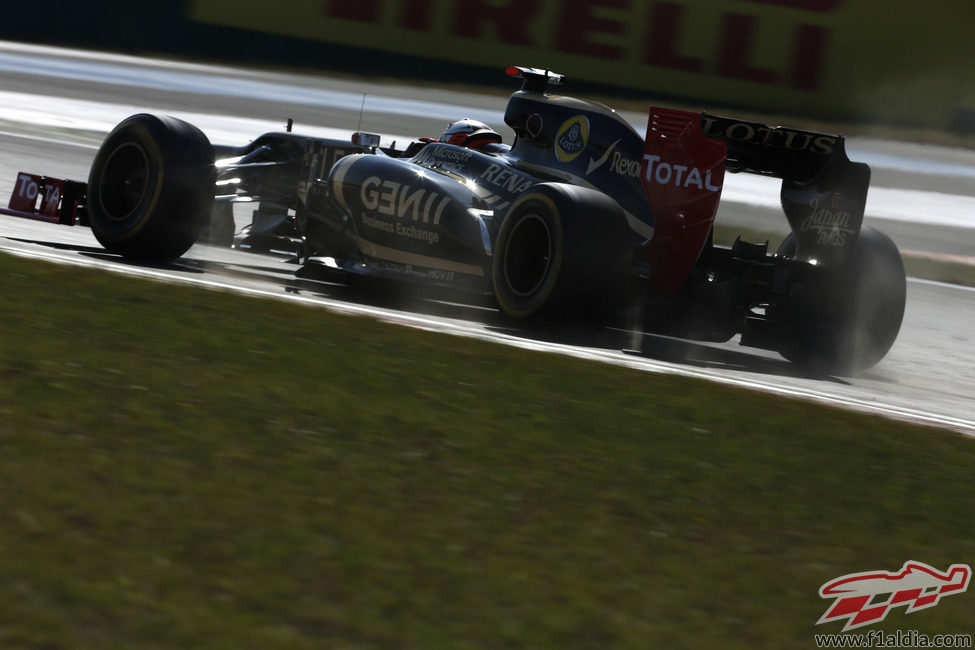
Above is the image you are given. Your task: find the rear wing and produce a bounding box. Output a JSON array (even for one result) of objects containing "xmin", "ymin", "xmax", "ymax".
[
  {"xmin": 0, "ymin": 172, "xmax": 87, "ymax": 225},
  {"xmin": 700, "ymin": 113, "xmax": 870, "ymax": 264},
  {"xmin": 641, "ymin": 108, "xmax": 870, "ymax": 294}
]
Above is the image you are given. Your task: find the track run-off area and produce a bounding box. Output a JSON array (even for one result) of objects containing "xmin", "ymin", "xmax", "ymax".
[{"xmin": 0, "ymin": 41, "xmax": 972, "ymax": 434}]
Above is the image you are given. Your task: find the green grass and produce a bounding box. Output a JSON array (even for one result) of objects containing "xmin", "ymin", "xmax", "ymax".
[
  {"xmin": 901, "ymin": 255, "xmax": 975, "ymax": 288},
  {"xmin": 0, "ymin": 252, "xmax": 973, "ymax": 649}
]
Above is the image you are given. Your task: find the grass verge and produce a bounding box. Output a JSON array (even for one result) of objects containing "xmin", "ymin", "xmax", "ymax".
[{"xmin": 0, "ymin": 252, "xmax": 972, "ymax": 649}]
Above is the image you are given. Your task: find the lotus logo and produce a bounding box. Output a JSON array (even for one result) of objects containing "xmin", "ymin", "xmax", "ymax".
[
  {"xmin": 817, "ymin": 561, "xmax": 971, "ymax": 631},
  {"xmin": 555, "ymin": 115, "xmax": 589, "ymax": 163}
]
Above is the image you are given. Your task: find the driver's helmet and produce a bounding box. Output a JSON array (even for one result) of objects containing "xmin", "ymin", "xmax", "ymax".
[{"xmin": 439, "ymin": 119, "xmax": 502, "ymax": 149}]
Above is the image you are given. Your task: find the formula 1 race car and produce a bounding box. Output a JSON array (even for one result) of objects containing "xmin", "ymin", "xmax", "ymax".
[{"xmin": 0, "ymin": 66, "xmax": 906, "ymax": 372}]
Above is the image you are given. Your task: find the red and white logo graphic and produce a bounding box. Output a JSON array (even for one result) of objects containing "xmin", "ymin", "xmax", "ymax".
[{"xmin": 817, "ymin": 561, "xmax": 970, "ymax": 631}]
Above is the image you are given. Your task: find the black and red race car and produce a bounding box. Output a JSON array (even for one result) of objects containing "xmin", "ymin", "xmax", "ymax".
[{"xmin": 0, "ymin": 66, "xmax": 906, "ymax": 371}]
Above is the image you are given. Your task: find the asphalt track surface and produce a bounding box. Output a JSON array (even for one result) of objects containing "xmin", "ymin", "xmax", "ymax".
[{"xmin": 0, "ymin": 41, "xmax": 972, "ymax": 434}]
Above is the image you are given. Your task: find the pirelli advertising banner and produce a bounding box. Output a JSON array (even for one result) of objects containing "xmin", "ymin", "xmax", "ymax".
[{"xmin": 190, "ymin": 0, "xmax": 974, "ymax": 129}]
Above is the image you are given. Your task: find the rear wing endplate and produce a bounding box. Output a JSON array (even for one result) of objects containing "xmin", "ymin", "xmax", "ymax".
[{"xmin": 0, "ymin": 172, "xmax": 87, "ymax": 225}]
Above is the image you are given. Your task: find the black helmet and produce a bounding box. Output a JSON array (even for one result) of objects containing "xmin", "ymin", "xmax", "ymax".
[{"xmin": 439, "ymin": 119, "xmax": 502, "ymax": 149}]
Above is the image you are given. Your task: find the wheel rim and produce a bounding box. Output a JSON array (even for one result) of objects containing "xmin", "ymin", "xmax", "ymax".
[
  {"xmin": 99, "ymin": 142, "xmax": 150, "ymax": 221},
  {"xmin": 503, "ymin": 212, "xmax": 552, "ymax": 297}
]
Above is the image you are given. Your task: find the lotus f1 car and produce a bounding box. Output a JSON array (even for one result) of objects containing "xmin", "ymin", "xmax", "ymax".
[{"xmin": 0, "ymin": 66, "xmax": 906, "ymax": 371}]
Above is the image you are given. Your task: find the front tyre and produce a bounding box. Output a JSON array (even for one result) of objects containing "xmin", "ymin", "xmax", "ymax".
[
  {"xmin": 777, "ymin": 226, "xmax": 906, "ymax": 372},
  {"xmin": 492, "ymin": 183, "xmax": 632, "ymax": 320},
  {"xmin": 87, "ymin": 114, "xmax": 215, "ymax": 260}
]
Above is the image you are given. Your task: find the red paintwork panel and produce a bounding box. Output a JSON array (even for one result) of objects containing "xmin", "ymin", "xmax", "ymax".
[
  {"xmin": 3, "ymin": 172, "xmax": 80, "ymax": 225},
  {"xmin": 641, "ymin": 108, "xmax": 727, "ymax": 296}
]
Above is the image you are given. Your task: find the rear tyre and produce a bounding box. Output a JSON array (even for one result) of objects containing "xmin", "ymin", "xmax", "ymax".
[
  {"xmin": 777, "ymin": 226, "xmax": 906, "ymax": 372},
  {"xmin": 87, "ymin": 114, "xmax": 215, "ymax": 260},
  {"xmin": 492, "ymin": 183, "xmax": 632, "ymax": 320}
]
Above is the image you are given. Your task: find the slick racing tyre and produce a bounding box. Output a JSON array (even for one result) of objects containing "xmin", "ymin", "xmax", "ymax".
[
  {"xmin": 776, "ymin": 226, "xmax": 906, "ymax": 372},
  {"xmin": 492, "ymin": 183, "xmax": 632, "ymax": 320},
  {"xmin": 87, "ymin": 113, "xmax": 215, "ymax": 260}
]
